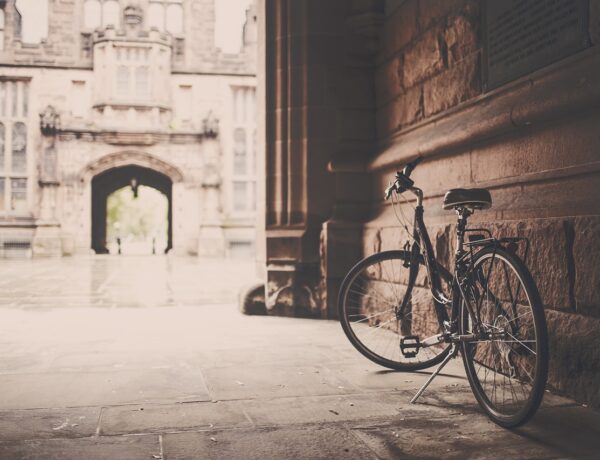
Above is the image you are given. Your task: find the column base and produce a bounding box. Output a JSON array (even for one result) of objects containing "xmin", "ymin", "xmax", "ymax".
[
  {"xmin": 197, "ymin": 225, "xmax": 226, "ymax": 257},
  {"xmin": 265, "ymin": 261, "xmax": 321, "ymax": 318},
  {"xmin": 32, "ymin": 222, "xmax": 62, "ymax": 258}
]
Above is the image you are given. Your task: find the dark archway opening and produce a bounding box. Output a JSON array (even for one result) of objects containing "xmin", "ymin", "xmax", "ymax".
[{"xmin": 91, "ymin": 165, "xmax": 173, "ymax": 254}]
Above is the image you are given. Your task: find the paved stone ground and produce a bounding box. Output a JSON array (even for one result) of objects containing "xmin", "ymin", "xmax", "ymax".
[{"xmin": 0, "ymin": 256, "xmax": 598, "ymax": 459}]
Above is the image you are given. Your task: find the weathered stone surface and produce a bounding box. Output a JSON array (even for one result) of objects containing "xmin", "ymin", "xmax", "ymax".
[
  {"xmin": 362, "ymin": 227, "xmax": 381, "ymax": 257},
  {"xmin": 590, "ymin": 0, "xmax": 600, "ymax": 45},
  {"xmin": 545, "ymin": 309, "xmax": 600, "ymax": 407},
  {"xmin": 489, "ymin": 219, "xmax": 572, "ymax": 311},
  {"xmin": 418, "ymin": 0, "xmax": 479, "ymax": 31},
  {"xmin": 376, "ymin": 84, "xmax": 423, "ymax": 135},
  {"xmin": 100, "ymin": 401, "xmax": 251, "ymax": 436},
  {"xmin": 423, "ymin": 52, "xmax": 480, "ymax": 116},
  {"xmin": 379, "ymin": 0, "xmax": 418, "ymax": 60},
  {"xmin": 573, "ymin": 216, "xmax": 600, "ymax": 316},
  {"xmin": 402, "ymin": 27, "xmax": 445, "ymax": 88},
  {"xmin": 375, "ymin": 55, "xmax": 404, "ymax": 105},
  {"xmin": 0, "ymin": 435, "xmax": 160, "ymax": 460},
  {"xmin": 444, "ymin": 14, "xmax": 479, "ymax": 66},
  {"xmin": 266, "ymin": 262, "xmax": 321, "ymax": 318},
  {"xmin": 0, "ymin": 407, "xmax": 99, "ymax": 442},
  {"xmin": 163, "ymin": 426, "xmax": 375, "ymax": 460},
  {"xmin": 239, "ymin": 282, "xmax": 267, "ymax": 316}
]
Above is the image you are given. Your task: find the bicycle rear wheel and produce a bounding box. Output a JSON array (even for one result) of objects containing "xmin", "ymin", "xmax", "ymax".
[
  {"xmin": 460, "ymin": 247, "xmax": 548, "ymax": 427},
  {"xmin": 338, "ymin": 250, "xmax": 452, "ymax": 371}
]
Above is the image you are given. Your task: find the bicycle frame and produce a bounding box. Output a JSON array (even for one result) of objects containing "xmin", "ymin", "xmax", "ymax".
[{"xmin": 399, "ymin": 186, "xmax": 529, "ymax": 345}]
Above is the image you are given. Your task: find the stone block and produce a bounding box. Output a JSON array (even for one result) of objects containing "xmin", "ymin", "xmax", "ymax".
[
  {"xmin": 362, "ymin": 227, "xmax": 382, "ymax": 256},
  {"xmin": 375, "ymin": 55, "xmax": 404, "ymax": 105},
  {"xmin": 590, "ymin": 0, "xmax": 600, "ymax": 45},
  {"xmin": 340, "ymin": 109, "xmax": 376, "ymax": 142},
  {"xmin": 573, "ymin": 216, "xmax": 600, "ymax": 316},
  {"xmin": 489, "ymin": 219, "xmax": 571, "ymax": 311},
  {"xmin": 545, "ymin": 309, "xmax": 600, "ymax": 407},
  {"xmin": 376, "ymin": 84, "xmax": 423, "ymax": 136},
  {"xmin": 418, "ymin": 0, "xmax": 479, "ymax": 30},
  {"xmin": 423, "ymin": 51, "xmax": 480, "ymax": 117},
  {"xmin": 444, "ymin": 14, "xmax": 479, "ymax": 66},
  {"xmin": 380, "ymin": 0, "xmax": 418, "ymax": 60},
  {"xmin": 402, "ymin": 27, "xmax": 445, "ymax": 88}
]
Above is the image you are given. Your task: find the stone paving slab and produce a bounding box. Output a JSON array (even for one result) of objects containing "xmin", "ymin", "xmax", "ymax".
[
  {"xmin": 162, "ymin": 425, "xmax": 376, "ymax": 460},
  {"xmin": 0, "ymin": 407, "xmax": 100, "ymax": 442},
  {"xmin": 202, "ymin": 364, "xmax": 358, "ymax": 401},
  {"xmin": 0, "ymin": 368, "xmax": 211, "ymax": 410},
  {"xmin": 100, "ymin": 401, "xmax": 252, "ymax": 436},
  {"xmin": 349, "ymin": 403, "xmax": 600, "ymax": 460},
  {"xmin": 0, "ymin": 434, "xmax": 160, "ymax": 460},
  {"xmin": 238, "ymin": 392, "xmax": 449, "ymax": 426},
  {"xmin": 0, "ymin": 256, "xmax": 598, "ymax": 459}
]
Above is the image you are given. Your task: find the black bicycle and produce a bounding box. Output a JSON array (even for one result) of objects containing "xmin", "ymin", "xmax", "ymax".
[{"xmin": 338, "ymin": 158, "xmax": 548, "ymax": 428}]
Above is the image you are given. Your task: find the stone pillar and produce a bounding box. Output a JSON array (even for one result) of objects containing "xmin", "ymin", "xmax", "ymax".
[
  {"xmin": 33, "ymin": 107, "xmax": 62, "ymax": 257},
  {"xmin": 260, "ymin": 0, "xmax": 382, "ymax": 317},
  {"xmin": 198, "ymin": 136, "xmax": 225, "ymax": 257}
]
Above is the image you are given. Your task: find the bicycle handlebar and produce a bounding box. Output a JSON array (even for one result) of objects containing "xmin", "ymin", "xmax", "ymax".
[{"xmin": 384, "ymin": 156, "xmax": 422, "ymax": 200}]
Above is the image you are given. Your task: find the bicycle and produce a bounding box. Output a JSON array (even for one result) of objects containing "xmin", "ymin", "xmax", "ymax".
[{"xmin": 338, "ymin": 157, "xmax": 549, "ymax": 428}]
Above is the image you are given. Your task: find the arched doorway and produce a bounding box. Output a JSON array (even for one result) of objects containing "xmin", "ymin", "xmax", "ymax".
[{"xmin": 91, "ymin": 165, "xmax": 173, "ymax": 254}]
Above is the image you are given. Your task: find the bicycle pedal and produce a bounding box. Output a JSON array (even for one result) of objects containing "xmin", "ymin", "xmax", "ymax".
[{"xmin": 400, "ymin": 335, "xmax": 421, "ymax": 358}]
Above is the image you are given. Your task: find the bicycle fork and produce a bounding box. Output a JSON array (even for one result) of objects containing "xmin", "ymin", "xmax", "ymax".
[{"xmin": 410, "ymin": 343, "xmax": 459, "ymax": 404}]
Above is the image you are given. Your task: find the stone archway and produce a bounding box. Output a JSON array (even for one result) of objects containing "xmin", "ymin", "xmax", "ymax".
[{"xmin": 82, "ymin": 152, "xmax": 184, "ymax": 254}]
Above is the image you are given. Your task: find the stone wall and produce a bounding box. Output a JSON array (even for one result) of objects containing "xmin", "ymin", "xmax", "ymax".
[
  {"xmin": 365, "ymin": 0, "xmax": 600, "ymax": 406},
  {"xmin": 258, "ymin": 0, "xmax": 600, "ymax": 407},
  {"xmin": 0, "ymin": 0, "xmax": 255, "ymax": 74}
]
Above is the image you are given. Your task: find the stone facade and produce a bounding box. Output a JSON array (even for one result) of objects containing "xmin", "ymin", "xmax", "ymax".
[
  {"xmin": 0, "ymin": 0, "xmax": 257, "ymax": 257},
  {"xmin": 256, "ymin": 0, "xmax": 600, "ymax": 407}
]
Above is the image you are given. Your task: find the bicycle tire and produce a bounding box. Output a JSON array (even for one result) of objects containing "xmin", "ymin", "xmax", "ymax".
[
  {"xmin": 338, "ymin": 250, "xmax": 452, "ymax": 371},
  {"xmin": 459, "ymin": 246, "xmax": 548, "ymax": 428}
]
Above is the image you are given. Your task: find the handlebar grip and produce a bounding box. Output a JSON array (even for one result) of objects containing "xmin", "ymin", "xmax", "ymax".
[{"xmin": 403, "ymin": 156, "xmax": 422, "ymax": 177}]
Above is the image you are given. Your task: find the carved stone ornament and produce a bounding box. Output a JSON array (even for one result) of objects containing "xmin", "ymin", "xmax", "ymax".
[
  {"xmin": 39, "ymin": 105, "xmax": 61, "ymax": 136},
  {"xmin": 124, "ymin": 4, "xmax": 143, "ymax": 26},
  {"xmin": 202, "ymin": 111, "xmax": 219, "ymax": 138}
]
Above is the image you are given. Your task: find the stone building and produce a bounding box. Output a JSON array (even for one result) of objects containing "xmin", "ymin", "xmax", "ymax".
[
  {"xmin": 0, "ymin": 0, "xmax": 257, "ymax": 257},
  {"xmin": 254, "ymin": 0, "xmax": 600, "ymax": 407}
]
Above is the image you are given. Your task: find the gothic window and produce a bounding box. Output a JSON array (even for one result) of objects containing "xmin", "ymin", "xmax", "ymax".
[
  {"xmin": 0, "ymin": 123, "xmax": 4, "ymax": 172},
  {"xmin": 135, "ymin": 67, "xmax": 149, "ymax": 99},
  {"xmin": 175, "ymin": 85, "xmax": 192, "ymax": 121},
  {"xmin": 165, "ymin": 3, "xmax": 183, "ymax": 34},
  {"xmin": 230, "ymin": 86, "xmax": 256, "ymax": 214},
  {"xmin": 102, "ymin": 0, "xmax": 120, "ymax": 28},
  {"xmin": 233, "ymin": 181, "xmax": 246, "ymax": 212},
  {"xmin": 84, "ymin": 0, "xmax": 101, "ymax": 29},
  {"xmin": 147, "ymin": 3, "xmax": 164, "ymax": 30},
  {"xmin": 149, "ymin": 1, "xmax": 183, "ymax": 34},
  {"xmin": 10, "ymin": 178, "xmax": 27, "ymax": 212},
  {"xmin": 117, "ymin": 65, "xmax": 129, "ymax": 97},
  {"xmin": 0, "ymin": 81, "xmax": 29, "ymax": 213},
  {"xmin": 0, "ymin": 9, "xmax": 5, "ymax": 50},
  {"xmin": 233, "ymin": 128, "xmax": 246, "ymax": 175},
  {"xmin": 71, "ymin": 81, "xmax": 87, "ymax": 118},
  {"xmin": 15, "ymin": 0, "xmax": 48, "ymax": 44},
  {"xmin": 11, "ymin": 123, "xmax": 27, "ymax": 174}
]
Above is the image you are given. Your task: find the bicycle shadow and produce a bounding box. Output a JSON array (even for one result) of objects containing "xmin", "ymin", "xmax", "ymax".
[{"xmin": 510, "ymin": 404, "xmax": 600, "ymax": 457}]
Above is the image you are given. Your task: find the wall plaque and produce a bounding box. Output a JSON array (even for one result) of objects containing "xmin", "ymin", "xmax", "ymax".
[{"xmin": 483, "ymin": 0, "xmax": 590, "ymax": 90}]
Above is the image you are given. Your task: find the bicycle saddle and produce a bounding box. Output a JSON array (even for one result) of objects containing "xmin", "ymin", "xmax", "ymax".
[{"xmin": 443, "ymin": 188, "xmax": 492, "ymax": 210}]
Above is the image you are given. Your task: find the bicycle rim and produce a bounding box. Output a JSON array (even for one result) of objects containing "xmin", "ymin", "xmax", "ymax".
[
  {"xmin": 339, "ymin": 250, "xmax": 451, "ymax": 371},
  {"xmin": 460, "ymin": 248, "xmax": 548, "ymax": 427}
]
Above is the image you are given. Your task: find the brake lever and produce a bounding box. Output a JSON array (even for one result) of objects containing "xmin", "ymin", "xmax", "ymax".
[{"xmin": 384, "ymin": 183, "xmax": 396, "ymax": 200}]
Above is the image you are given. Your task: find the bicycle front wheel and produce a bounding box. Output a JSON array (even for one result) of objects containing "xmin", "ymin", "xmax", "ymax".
[
  {"xmin": 460, "ymin": 247, "xmax": 548, "ymax": 428},
  {"xmin": 338, "ymin": 250, "xmax": 452, "ymax": 371}
]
